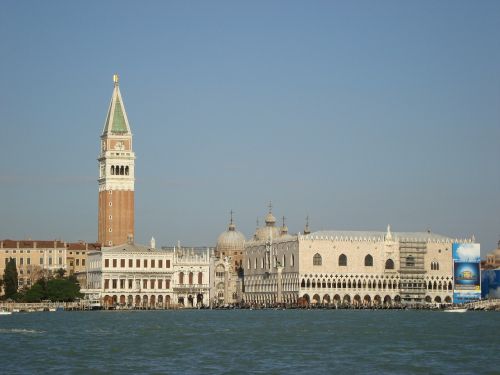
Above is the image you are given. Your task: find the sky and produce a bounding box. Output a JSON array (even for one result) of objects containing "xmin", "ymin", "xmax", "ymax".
[{"xmin": 0, "ymin": 1, "xmax": 499, "ymax": 256}]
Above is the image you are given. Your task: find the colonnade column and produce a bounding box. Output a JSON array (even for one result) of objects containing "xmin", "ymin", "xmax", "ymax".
[{"xmin": 277, "ymin": 265, "xmax": 283, "ymax": 304}]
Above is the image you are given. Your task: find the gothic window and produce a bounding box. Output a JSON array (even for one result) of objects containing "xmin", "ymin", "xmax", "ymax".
[
  {"xmin": 120, "ymin": 166, "xmax": 125, "ymax": 175},
  {"xmin": 189, "ymin": 272, "xmax": 194, "ymax": 285},
  {"xmin": 301, "ymin": 279, "xmax": 305, "ymax": 288},
  {"xmin": 313, "ymin": 253, "xmax": 322, "ymax": 266},
  {"xmin": 365, "ymin": 254, "xmax": 373, "ymax": 267},
  {"xmin": 291, "ymin": 254, "xmax": 295, "ymax": 267},
  {"xmin": 179, "ymin": 272, "xmax": 184, "ymax": 285},
  {"xmin": 198, "ymin": 272, "xmax": 203, "ymax": 285},
  {"xmin": 125, "ymin": 166, "xmax": 129, "ymax": 175},
  {"xmin": 339, "ymin": 254, "xmax": 347, "ymax": 266},
  {"xmin": 385, "ymin": 259, "xmax": 394, "ymax": 270},
  {"xmin": 111, "ymin": 166, "xmax": 115, "ymax": 175}
]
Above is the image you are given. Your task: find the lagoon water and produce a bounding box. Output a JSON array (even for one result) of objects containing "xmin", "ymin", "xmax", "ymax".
[{"xmin": 0, "ymin": 310, "xmax": 499, "ymax": 374}]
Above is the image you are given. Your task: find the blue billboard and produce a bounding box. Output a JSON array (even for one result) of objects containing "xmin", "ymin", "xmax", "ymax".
[{"xmin": 452, "ymin": 243, "xmax": 481, "ymax": 304}]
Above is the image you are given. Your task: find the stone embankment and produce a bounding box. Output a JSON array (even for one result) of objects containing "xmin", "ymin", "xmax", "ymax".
[{"xmin": 2, "ymin": 299, "xmax": 499, "ymax": 312}]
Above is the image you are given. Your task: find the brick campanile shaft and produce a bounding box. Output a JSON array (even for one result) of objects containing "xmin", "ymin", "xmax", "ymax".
[{"xmin": 97, "ymin": 74, "xmax": 135, "ymax": 247}]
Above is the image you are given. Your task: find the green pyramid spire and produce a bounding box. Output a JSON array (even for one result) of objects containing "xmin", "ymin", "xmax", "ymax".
[{"xmin": 102, "ymin": 74, "xmax": 131, "ymax": 135}]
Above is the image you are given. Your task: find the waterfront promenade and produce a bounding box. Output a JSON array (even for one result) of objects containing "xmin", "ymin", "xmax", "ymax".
[{"xmin": 2, "ymin": 299, "xmax": 499, "ymax": 312}]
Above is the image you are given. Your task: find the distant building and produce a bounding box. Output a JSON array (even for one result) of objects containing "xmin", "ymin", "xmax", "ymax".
[
  {"xmin": 84, "ymin": 241, "xmax": 174, "ymax": 308},
  {"xmin": 243, "ymin": 207, "xmax": 466, "ymax": 306},
  {"xmin": 83, "ymin": 240, "xmax": 212, "ymax": 308},
  {"xmin": 98, "ymin": 74, "xmax": 136, "ymax": 247},
  {"xmin": 484, "ymin": 241, "xmax": 500, "ymax": 270},
  {"xmin": 0, "ymin": 239, "xmax": 100, "ymax": 293},
  {"xmin": 166, "ymin": 245, "xmax": 212, "ymax": 307},
  {"xmin": 212, "ymin": 213, "xmax": 245, "ymax": 305}
]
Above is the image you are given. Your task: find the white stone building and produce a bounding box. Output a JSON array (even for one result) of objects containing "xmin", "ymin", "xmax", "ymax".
[
  {"xmin": 84, "ymin": 240, "xmax": 213, "ymax": 308},
  {"xmin": 243, "ymin": 208, "xmax": 471, "ymax": 306},
  {"xmin": 168, "ymin": 245, "xmax": 211, "ymax": 307},
  {"xmin": 84, "ymin": 241, "xmax": 174, "ymax": 308},
  {"xmin": 211, "ymin": 214, "xmax": 246, "ymax": 306}
]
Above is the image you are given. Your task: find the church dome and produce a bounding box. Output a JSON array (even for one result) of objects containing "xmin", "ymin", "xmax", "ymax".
[{"xmin": 216, "ymin": 216, "xmax": 245, "ymax": 254}]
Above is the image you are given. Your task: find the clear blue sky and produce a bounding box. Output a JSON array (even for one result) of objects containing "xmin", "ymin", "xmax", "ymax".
[{"xmin": 1, "ymin": 1, "xmax": 499, "ymax": 255}]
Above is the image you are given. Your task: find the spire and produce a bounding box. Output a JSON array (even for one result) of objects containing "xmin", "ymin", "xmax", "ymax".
[
  {"xmin": 280, "ymin": 216, "xmax": 288, "ymax": 235},
  {"xmin": 228, "ymin": 209, "xmax": 236, "ymax": 231},
  {"xmin": 102, "ymin": 74, "xmax": 132, "ymax": 136},
  {"xmin": 385, "ymin": 224, "xmax": 393, "ymax": 242},
  {"xmin": 265, "ymin": 202, "xmax": 276, "ymax": 227},
  {"xmin": 303, "ymin": 216, "xmax": 310, "ymax": 235}
]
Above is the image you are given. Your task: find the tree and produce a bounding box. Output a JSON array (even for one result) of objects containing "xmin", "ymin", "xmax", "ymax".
[
  {"xmin": 54, "ymin": 268, "xmax": 66, "ymax": 279},
  {"xmin": 24, "ymin": 278, "xmax": 47, "ymax": 302},
  {"xmin": 27, "ymin": 265, "xmax": 49, "ymax": 285},
  {"xmin": 46, "ymin": 278, "xmax": 82, "ymax": 302},
  {"xmin": 3, "ymin": 258, "xmax": 18, "ymax": 299}
]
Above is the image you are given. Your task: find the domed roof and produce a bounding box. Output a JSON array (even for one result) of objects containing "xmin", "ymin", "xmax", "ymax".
[
  {"xmin": 216, "ymin": 214, "xmax": 245, "ymax": 252},
  {"xmin": 264, "ymin": 202, "xmax": 276, "ymax": 226},
  {"xmin": 265, "ymin": 212, "xmax": 276, "ymax": 226}
]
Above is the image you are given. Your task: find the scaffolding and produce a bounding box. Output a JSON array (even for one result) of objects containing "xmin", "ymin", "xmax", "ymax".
[{"xmin": 399, "ymin": 240, "xmax": 427, "ymax": 305}]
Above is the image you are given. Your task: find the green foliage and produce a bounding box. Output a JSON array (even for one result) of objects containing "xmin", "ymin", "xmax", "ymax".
[
  {"xmin": 20, "ymin": 275, "xmax": 82, "ymax": 303},
  {"xmin": 24, "ymin": 283, "xmax": 46, "ymax": 303},
  {"xmin": 54, "ymin": 268, "xmax": 66, "ymax": 279},
  {"xmin": 46, "ymin": 278, "xmax": 82, "ymax": 302},
  {"xmin": 3, "ymin": 258, "xmax": 18, "ymax": 299}
]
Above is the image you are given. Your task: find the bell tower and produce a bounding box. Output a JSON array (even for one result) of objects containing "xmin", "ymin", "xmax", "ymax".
[{"xmin": 98, "ymin": 74, "xmax": 135, "ymax": 247}]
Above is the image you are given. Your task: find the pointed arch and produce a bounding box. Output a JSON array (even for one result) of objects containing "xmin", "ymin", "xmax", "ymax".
[
  {"xmin": 313, "ymin": 253, "xmax": 322, "ymax": 266},
  {"xmin": 339, "ymin": 254, "xmax": 347, "ymax": 267},
  {"xmin": 385, "ymin": 259, "xmax": 394, "ymax": 270},
  {"xmin": 364, "ymin": 254, "xmax": 373, "ymax": 267}
]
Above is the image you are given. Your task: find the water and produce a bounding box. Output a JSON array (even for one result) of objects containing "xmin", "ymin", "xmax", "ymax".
[{"xmin": 0, "ymin": 310, "xmax": 498, "ymax": 374}]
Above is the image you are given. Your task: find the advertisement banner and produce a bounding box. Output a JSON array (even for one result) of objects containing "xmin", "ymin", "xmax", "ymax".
[{"xmin": 452, "ymin": 243, "xmax": 481, "ymax": 304}]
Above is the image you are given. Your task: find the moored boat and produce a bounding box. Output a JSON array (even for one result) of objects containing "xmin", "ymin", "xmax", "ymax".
[{"xmin": 443, "ymin": 307, "xmax": 468, "ymax": 313}]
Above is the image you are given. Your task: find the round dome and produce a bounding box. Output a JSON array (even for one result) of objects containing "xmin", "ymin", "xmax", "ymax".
[{"xmin": 216, "ymin": 226, "xmax": 245, "ymax": 253}]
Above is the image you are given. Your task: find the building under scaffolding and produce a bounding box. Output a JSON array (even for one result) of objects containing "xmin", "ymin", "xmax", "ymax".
[{"xmin": 399, "ymin": 240, "xmax": 427, "ymax": 305}]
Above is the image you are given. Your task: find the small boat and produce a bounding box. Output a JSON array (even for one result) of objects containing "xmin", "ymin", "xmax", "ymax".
[
  {"xmin": 0, "ymin": 310, "xmax": 12, "ymax": 315},
  {"xmin": 48, "ymin": 307, "xmax": 56, "ymax": 312},
  {"xmin": 443, "ymin": 307, "xmax": 467, "ymax": 313}
]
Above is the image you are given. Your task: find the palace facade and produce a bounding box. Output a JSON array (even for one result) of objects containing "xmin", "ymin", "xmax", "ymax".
[
  {"xmin": 243, "ymin": 208, "xmax": 471, "ymax": 306},
  {"xmin": 84, "ymin": 242, "xmax": 211, "ymax": 308}
]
